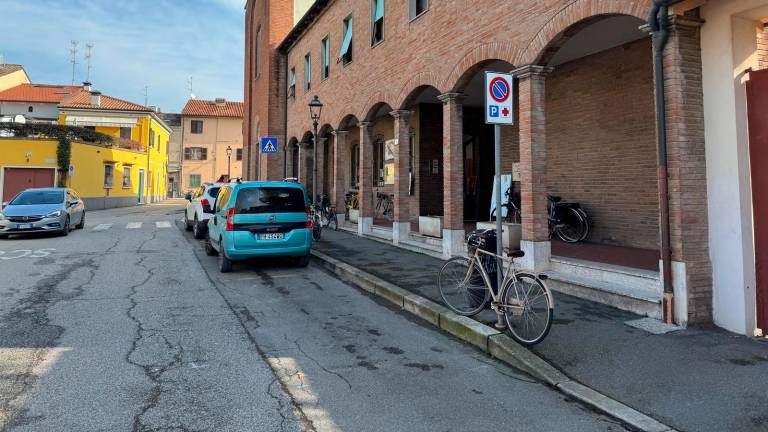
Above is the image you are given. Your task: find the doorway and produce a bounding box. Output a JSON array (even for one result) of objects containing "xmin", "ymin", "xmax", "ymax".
[{"xmin": 138, "ymin": 169, "xmax": 145, "ymax": 203}]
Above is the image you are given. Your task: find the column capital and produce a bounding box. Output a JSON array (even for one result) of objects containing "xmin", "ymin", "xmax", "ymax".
[
  {"xmin": 639, "ymin": 15, "xmax": 704, "ymax": 35},
  {"xmin": 358, "ymin": 121, "xmax": 373, "ymax": 129},
  {"xmin": 298, "ymin": 141, "xmax": 311, "ymax": 149},
  {"xmin": 512, "ymin": 65, "xmax": 554, "ymax": 80},
  {"xmin": 317, "ymin": 137, "xmax": 328, "ymax": 144},
  {"xmin": 389, "ymin": 109, "xmax": 413, "ymax": 120},
  {"xmin": 437, "ymin": 92, "xmax": 465, "ymax": 104},
  {"xmin": 332, "ymin": 129, "xmax": 349, "ymax": 137}
]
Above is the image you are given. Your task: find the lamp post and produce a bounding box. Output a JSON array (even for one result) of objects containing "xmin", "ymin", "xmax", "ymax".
[
  {"xmin": 226, "ymin": 145, "xmax": 232, "ymax": 181},
  {"xmin": 308, "ymin": 95, "xmax": 323, "ymax": 205}
]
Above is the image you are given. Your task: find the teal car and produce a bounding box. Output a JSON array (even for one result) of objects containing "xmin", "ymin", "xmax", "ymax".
[{"xmin": 205, "ymin": 181, "xmax": 312, "ymax": 272}]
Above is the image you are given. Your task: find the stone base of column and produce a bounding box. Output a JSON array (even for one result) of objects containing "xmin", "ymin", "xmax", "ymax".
[
  {"xmin": 442, "ymin": 229, "xmax": 466, "ymax": 259},
  {"xmin": 520, "ymin": 240, "xmax": 551, "ymax": 272},
  {"xmin": 358, "ymin": 217, "xmax": 373, "ymax": 236},
  {"xmin": 393, "ymin": 221, "xmax": 411, "ymax": 245},
  {"xmin": 336, "ymin": 213, "xmax": 346, "ymax": 226},
  {"xmin": 660, "ymin": 259, "xmax": 688, "ymax": 328}
]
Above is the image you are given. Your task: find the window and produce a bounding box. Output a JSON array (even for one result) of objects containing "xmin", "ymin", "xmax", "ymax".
[
  {"xmin": 149, "ymin": 129, "xmax": 155, "ymax": 149},
  {"xmin": 28, "ymin": 106, "xmax": 33, "ymax": 113},
  {"xmin": 157, "ymin": 134, "xmax": 161, "ymax": 152},
  {"xmin": 120, "ymin": 127, "xmax": 132, "ymax": 139},
  {"xmin": 321, "ymin": 37, "xmax": 330, "ymax": 80},
  {"xmin": 371, "ymin": 0, "xmax": 384, "ymax": 45},
  {"xmin": 122, "ymin": 166, "xmax": 132, "ymax": 188},
  {"xmin": 374, "ymin": 137, "xmax": 385, "ymax": 186},
  {"xmin": 104, "ymin": 164, "xmax": 114, "ymax": 188},
  {"xmin": 191, "ymin": 120, "xmax": 203, "ymax": 134},
  {"xmin": 236, "ymin": 187, "xmax": 306, "ymax": 214},
  {"xmin": 409, "ymin": 0, "xmax": 428, "ymax": 19},
  {"xmin": 189, "ymin": 174, "xmax": 202, "ymax": 188},
  {"xmin": 288, "ymin": 67, "xmax": 296, "ymax": 99},
  {"xmin": 340, "ymin": 15, "xmax": 353, "ymax": 65},
  {"xmin": 350, "ymin": 143, "xmax": 360, "ymax": 187},
  {"xmin": 304, "ymin": 53, "xmax": 312, "ymax": 92},
  {"xmin": 184, "ymin": 147, "xmax": 208, "ymax": 160},
  {"xmin": 215, "ymin": 187, "xmax": 231, "ymax": 211},
  {"xmin": 255, "ymin": 27, "xmax": 261, "ymax": 79},
  {"xmin": 236, "ymin": 148, "xmax": 243, "ymax": 161}
]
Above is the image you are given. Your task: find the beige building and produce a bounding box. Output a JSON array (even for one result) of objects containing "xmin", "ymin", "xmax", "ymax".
[
  {"xmin": 0, "ymin": 63, "xmax": 30, "ymax": 92},
  {"xmin": 181, "ymin": 98, "xmax": 244, "ymax": 191}
]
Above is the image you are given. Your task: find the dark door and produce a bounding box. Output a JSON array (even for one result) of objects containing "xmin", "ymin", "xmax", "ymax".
[
  {"xmin": 2, "ymin": 167, "xmax": 55, "ymax": 202},
  {"xmin": 747, "ymin": 68, "xmax": 768, "ymax": 333}
]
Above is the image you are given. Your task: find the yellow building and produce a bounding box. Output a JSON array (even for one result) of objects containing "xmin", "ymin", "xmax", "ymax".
[
  {"xmin": 0, "ymin": 64, "xmax": 30, "ymax": 92},
  {"xmin": 0, "ymin": 86, "xmax": 171, "ymax": 209}
]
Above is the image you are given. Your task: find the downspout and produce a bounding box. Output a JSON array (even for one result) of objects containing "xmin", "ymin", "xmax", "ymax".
[
  {"xmin": 283, "ymin": 52, "xmax": 289, "ymax": 181},
  {"xmin": 649, "ymin": 0, "xmax": 684, "ymax": 324}
]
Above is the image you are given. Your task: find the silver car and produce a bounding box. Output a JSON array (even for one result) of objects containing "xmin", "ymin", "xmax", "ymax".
[{"xmin": 0, "ymin": 188, "xmax": 85, "ymax": 238}]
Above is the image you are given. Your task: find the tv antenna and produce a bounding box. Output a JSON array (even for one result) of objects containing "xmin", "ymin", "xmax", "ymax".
[
  {"xmin": 84, "ymin": 43, "xmax": 94, "ymax": 82},
  {"xmin": 188, "ymin": 76, "xmax": 195, "ymax": 99},
  {"xmin": 142, "ymin": 85, "xmax": 150, "ymax": 106},
  {"xmin": 69, "ymin": 40, "xmax": 79, "ymax": 85}
]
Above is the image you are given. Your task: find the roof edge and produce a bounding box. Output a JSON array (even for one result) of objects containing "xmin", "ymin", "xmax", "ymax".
[{"xmin": 277, "ymin": 0, "xmax": 332, "ymax": 54}]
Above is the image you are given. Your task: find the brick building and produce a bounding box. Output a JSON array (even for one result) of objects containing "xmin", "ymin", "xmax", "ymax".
[{"xmin": 243, "ymin": 0, "xmax": 763, "ymax": 332}]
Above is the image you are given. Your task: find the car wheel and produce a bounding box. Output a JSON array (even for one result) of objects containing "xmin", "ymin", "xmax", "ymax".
[
  {"xmin": 205, "ymin": 235, "xmax": 218, "ymax": 256},
  {"xmin": 193, "ymin": 215, "xmax": 205, "ymax": 239},
  {"xmin": 295, "ymin": 253, "xmax": 310, "ymax": 267},
  {"xmin": 218, "ymin": 248, "xmax": 233, "ymax": 273},
  {"xmin": 60, "ymin": 216, "xmax": 70, "ymax": 236},
  {"xmin": 75, "ymin": 212, "xmax": 86, "ymax": 229},
  {"xmin": 184, "ymin": 212, "xmax": 193, "ymax": 231},
  {"xmin": 0, "ymin": 234, "xmax": 7, "ymax": 240}
]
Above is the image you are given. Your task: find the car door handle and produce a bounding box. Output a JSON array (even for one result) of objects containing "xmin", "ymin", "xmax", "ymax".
[{"xmin": 213, "ymin": 216, "xmax": 217, "ymax": 225}]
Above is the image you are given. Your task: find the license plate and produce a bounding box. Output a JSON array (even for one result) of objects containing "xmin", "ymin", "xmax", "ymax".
[
  {"xmin": 259, "ymin": 233, "xmax": 284, "ymax": 240},
  {"xmin": 16, "ymin": 224, "xmax": 31, "ymax": 230}
]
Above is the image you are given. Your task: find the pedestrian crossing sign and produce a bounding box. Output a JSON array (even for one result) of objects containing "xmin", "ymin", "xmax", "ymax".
[{"xmin": 260, "ymin": 137, "xmax": 279, "ymax": 154}]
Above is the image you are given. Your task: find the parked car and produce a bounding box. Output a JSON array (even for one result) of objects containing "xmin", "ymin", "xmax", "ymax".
[
  {"xmin": 0, "ymin": 188, "xmax": 85, "ymax": 238},
  {"xmin": 184, "ymin": 183, "xmax": 224, "ymax": 239},
  {"xmin": 205, "ymin": 181, "xmax": 312, "ymax": 272}
]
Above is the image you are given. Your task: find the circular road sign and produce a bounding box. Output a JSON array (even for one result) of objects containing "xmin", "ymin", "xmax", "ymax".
[{"xmin": 489, "ymin": 77, "xmax": 510, "ymax": 103}]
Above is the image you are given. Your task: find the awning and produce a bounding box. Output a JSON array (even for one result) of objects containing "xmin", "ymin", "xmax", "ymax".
[
  {"xmin": 374, "ymin": 0, "xmax": 384, "ymax": 21},
  {"xmin": 65, "ymin": 116, "xmax": 138, "ymax": 128},
  {"xmin": 340, "ymin": 18, "xmax": 353, "ymax": 56}
]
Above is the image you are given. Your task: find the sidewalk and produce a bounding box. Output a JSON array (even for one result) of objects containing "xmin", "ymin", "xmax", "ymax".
[{"xmin": 315, "ymin": 229, "xmax": 768, "ymax": 432}]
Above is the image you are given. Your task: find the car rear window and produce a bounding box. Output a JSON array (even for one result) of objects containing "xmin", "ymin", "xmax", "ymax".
[
  {"xmin": 235, "ymin": 187, "xmax": 306, "ymax": 214},
  {"xmin": 10, "ymin": 190, "xmax": 64, "ymax": 205},
  {"xmin": 207, "ymin": 187, "xmax": 221, "ymax": 199}
]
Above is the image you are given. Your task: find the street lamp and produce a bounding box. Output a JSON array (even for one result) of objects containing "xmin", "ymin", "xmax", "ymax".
[
  {"xmin": 226, "ymin": 145, "xmax": 232, "ymax": 181},
  {"xmin": 308, "ymin": 95, "xmax": 323, "ymax": 204}
]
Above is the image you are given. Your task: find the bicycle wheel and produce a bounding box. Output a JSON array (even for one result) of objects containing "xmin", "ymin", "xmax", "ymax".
[
  {"xmin": 554, "ymin": 207, "xmax": 586, "ymax": 243},
  {"xmin": 575, "ymin": 207, "xmax": 590, "ymax": 241},
  {"xmin": 438, "ymin": 257, "xmax": 490, "ymax": 316},
  {"xmin": 502, "ymin": 272, "xmax": 553, "ymax": 346},
  {"xmin": 329, "ymin": 214, "xmax": 338, "ymax": 231},
  {"xmin": 312, "ymin": 216, "xmax": 322, "ymax": 241}
]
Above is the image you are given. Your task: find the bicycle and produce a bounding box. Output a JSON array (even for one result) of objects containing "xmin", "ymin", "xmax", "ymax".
[
  {"xmin": 318, "ymin": 194, "xmax": 338, "ymax": 231},
  {"xmin": 310, "ymin": 202, "xmax": 323, "ymax": 241},
  {"xmin": 490, "ymin": 187, "xmax": 521, "ymax": 224},
  {"xmin": 344, "ymin": 191, "xmax": 359, "ymax": 219},
  {"xmin": 375, "ymin": 192, "xmax": 394, "ymax": 220},
  {"xmin": 548, "ymin": 195, "xmax": 589, "ymax": 243},
  {"xmin": 438, "ymin": 231, "xmax": 554, "ymax": 345}
]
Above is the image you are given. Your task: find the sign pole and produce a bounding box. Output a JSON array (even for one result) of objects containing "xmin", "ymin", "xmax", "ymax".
[{"xmin": 494, "ymin": 124, "xmax": 504, "ymax": 329}]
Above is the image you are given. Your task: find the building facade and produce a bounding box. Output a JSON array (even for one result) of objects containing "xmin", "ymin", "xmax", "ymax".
[
  {"xmin": 160, "ymin": 113, "xmax": 183, "ymax": 198},
  {"xmin": 245, "ymin": 0, "xmax": 768, "ymax": 335},
  {"xmin": 181, "ymin": 99, "xmax": 244, "ymax": 191},
  {"xmin": 0, "ymin": 83, "xmax": 80, "ymax": 122},
  {"xmin": 0, "ymin": 64, "xmax": 30, "ymax": 92}
]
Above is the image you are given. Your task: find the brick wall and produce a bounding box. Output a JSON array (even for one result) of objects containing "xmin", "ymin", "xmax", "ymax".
[
  {"xmin": 546, "ymin": 38, "xmax": 659, "ymax": 250},
  {"xmin": 758, "ymin": 26, "xmax": 768, "ymax": 70}
]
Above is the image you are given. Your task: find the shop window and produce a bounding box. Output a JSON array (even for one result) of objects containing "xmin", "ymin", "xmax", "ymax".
[
  {"xmin": 340, "ymin": 15, "xmax": 353, "ymax": 65},
  {"xmin": 104, "ymin": 164, "xmax": 114, "ymax": 188},
  {"xmin": 371, "ymin": 0, "xmax": 384, "ymax": 45},
  {"xmin": 189, "ymin": 174, "xmax": 202, "ymax": 188},
  {"xmin": 191, "ymin": 120, "xmax": 203, "ymax": 134},
  {"xmin": 409, "ymin": 0, "xmax": 428, "ymax": 20},
  {"xmin": 120, "ymin": 127, "xmax": 132, "ymax": 139},
  {"xmin": 122, "ymin": 166, "xmax": 132, "ymax": 188},
  {"xmin": 289, "ymin": 67, "xmax": 296, "ymax": 99},
  {"xmin": 321, "ymin": 37, "xmax": 330, "ymax": 80},
  {"xmin": 304, "ymin": 53, "xmax": 311, "ymax": 92},
  {"xmin": 184, "ymin": 147, "xmax": 207, "ymax": 161}
]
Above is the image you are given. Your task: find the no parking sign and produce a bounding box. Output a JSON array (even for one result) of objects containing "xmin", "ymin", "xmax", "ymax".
[{"xmin": 485, "ymin": 72, "xmax": 514, "ymax": 125}]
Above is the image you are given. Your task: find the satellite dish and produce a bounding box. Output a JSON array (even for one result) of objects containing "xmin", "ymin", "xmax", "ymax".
[
  {"xmin": 13, "ymin": 114, "xmax": 26, "ymax": 124},
  {"xmin": 190, "ymin": 93, "xmax": 196, "ymax": 100}
]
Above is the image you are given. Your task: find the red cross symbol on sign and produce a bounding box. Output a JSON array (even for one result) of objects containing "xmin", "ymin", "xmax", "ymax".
[{"xmin": 502, "ymin": 107, "xmax": 510, "ymax": 117}]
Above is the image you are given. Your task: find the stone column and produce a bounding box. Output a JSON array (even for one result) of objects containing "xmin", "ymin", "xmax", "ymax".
[
  {"xmin": 298, "ymin": 142, "xmax": 311, "ymax": 189},
  {"xmin": 438, "ymin": 92, "xmax": 465, "ymax": 258},
  {"xmin": 332, "ymin": 130, "xmax": 348, "ymax": 223},
  {"xmin": 659, "ymin": 16, "xmax": 711, "ymax": 325},
  {"xmin": 390, "ymin": 109, "xmax": 413, "ymax": 245},
  {"xmin": 316, "ymin": 136, "xmax": 327, "ymax": 200},
  {"xmin": 358, "ymin": 121, "xmax": 374, "ymax": 235},
  {"xmin": 513, "ymin": 65, "xmax": 552, "ymax": 272}
]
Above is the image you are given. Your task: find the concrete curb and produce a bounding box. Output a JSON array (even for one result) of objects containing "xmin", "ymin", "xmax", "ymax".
[{"xmin": 311, "ymin": 249, "xmax": 678, "ymax": 432}]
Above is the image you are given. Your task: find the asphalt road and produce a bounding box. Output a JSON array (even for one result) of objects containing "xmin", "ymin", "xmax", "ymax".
[{"xmin": 0, "ymin": 202, "xmax": 628, "ymax": 431}]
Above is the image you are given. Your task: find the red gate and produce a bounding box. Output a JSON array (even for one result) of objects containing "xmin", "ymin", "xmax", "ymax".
[
  {"xmin": 747, "ymin": 69, "xmax": 768, "ymax": 333},
  {"xmin": 1, "ymin": 167, "xmax": 56, "ymax": 203}
]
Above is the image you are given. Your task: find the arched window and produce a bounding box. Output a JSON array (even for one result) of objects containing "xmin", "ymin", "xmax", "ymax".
[{"xmin": 28, "ymin": 106, "xmax": 33, "ymax": 113}]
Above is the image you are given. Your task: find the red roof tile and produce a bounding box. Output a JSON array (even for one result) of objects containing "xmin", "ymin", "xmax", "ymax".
[
  {"xmin": 182, "ymin": 99, "xmax": 244, "ymax": 118},
  {"xmin": 59, "ymin": 90, "xmax": 151, "ymax": 112},
  {"xmin": 0, "ymin": 83, "xmax": 80, "ymax": 103}
]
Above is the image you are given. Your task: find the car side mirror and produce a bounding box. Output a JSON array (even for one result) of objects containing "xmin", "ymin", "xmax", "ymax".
[
  {"xmin": 1, "ymin": 201, "xmax": 7, "ymax": 209},
  {"xmin": 68, "ymin": 199, "xmax": 78, "ymax": 207},
  {"xmin": 185, "ymin": 192, "xmax": 192, "ymax": 201}
]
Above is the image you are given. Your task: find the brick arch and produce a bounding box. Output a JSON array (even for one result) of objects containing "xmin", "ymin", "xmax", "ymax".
[
  {"xmin": 358, "ymin": 91, "xmax": 397, "ymax": 121},
  {"xmin": 394, "ymin": 71, "xmax": 444, "ymax": 109},
  {"xmin": 300, "ymin": 130, "xmax": 314, "ymax": 144},
  {"xmin": 442, "ymin": 41, "xmax": 521, "ymax": 92},
  {"xmin": 516, "ymin": 0, "xmax": 651, "ymax": 66},
  {"xmin": 318, "ymin": 123, "xmax": 335, "ymax": 136},
  {"xmin": 287, "ymin": 136, "xmax": 299, "ymax": 149},
  {"xmin": 336, "ymin": 113, "xmax": 360, "ymax": 131}
]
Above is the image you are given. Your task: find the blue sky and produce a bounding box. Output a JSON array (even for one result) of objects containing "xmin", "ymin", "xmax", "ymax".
[{"xmin": 1, "ymin": 0, "xmax": 245, "ymax": 113}]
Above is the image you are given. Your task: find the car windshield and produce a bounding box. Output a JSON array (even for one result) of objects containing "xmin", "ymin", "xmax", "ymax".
[
  {"xmin": 9, "ymin": 190, "xmax": 64, "ymax": 205},
  {"xmin": 236, "ymin": 187, "xmax": 305, "ymax": 214},
  {"xmin": 208, "ymin": 187, "xmax": 221, "ymax": 199}
]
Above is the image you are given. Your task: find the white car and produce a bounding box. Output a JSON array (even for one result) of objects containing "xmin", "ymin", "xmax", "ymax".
[{"xmin": 184, "ymin": 183, "xmax": 224, "ymax": 239}]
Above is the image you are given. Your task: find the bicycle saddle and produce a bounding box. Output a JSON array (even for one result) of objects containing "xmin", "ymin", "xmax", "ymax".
[
  {"xmin": 506, "ymin": 249, "xmax": 525, "ymax": 258},
  {"xmin": 547, "ymin": 195, "xmax": 562, "ymax": 203}
]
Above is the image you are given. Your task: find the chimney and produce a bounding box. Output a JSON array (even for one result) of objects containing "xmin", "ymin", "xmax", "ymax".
[
  {"xmin": 214, "ymin": 97, "xmax": 226, "ymax": 106},
  {"xmin": 83, "ymin": 81, "xmax": 92, "ymax": 91},
  {"xmin": 90, "ymin": 91, "xmax": 102, "ymax": 107}
]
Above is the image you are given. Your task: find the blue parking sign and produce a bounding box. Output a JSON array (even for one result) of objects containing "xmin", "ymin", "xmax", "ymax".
[{"xmin": 260, "ymin": 137, "xmax": 279, "ymax": 154}]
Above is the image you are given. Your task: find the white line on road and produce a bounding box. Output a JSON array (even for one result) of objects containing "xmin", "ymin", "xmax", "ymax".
[
  {"xmin": 126, "ymin": 222, "xmax": 142, "ymax": 229},
  {"xmin": 156, "ymin": 221, "xmax": 172, "ymax": 228},
  {"xmin": 92, "ymin": 223, "xmax": 113, "ymax": 231}
]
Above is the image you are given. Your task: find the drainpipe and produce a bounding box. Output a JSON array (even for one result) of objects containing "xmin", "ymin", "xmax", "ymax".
[{"xmin": 649, "ymin": 0, "xmax": 684, "ymax": 324}]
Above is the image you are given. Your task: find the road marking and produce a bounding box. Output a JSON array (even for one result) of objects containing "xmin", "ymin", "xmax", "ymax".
[
  {"xmin": 156, "ymin": 221, "xmax": 172, "ymax": 228},
  {"xmin": 126, "ymin": 222, "xmax": 142, "ymax": 229},
  {"xmin": 0, "ymin": 248, "xmax": 55, "ymax": 260},
  {"xmin": 93, "ymin": 223, "xmax": 112, "ymax": 231}
]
